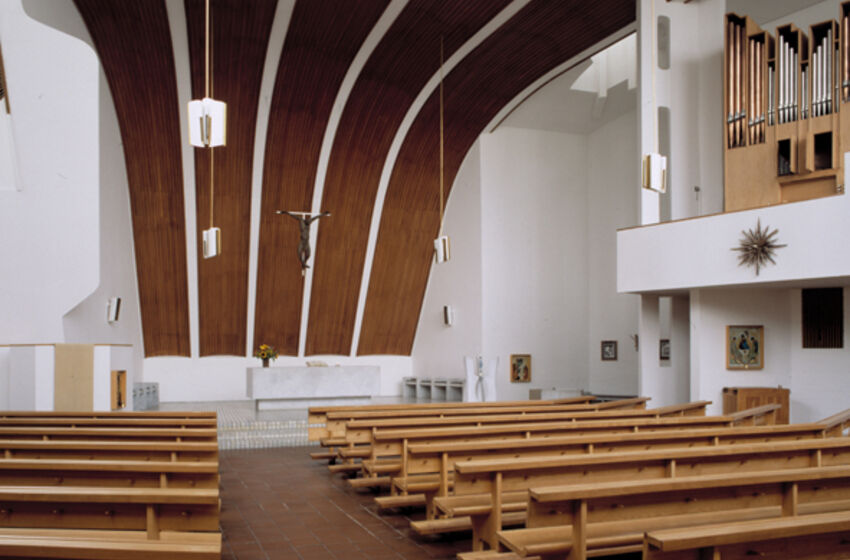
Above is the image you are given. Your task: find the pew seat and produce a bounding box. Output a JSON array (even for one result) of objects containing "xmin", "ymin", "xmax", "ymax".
[
  {"xmin": 497, "ymin": 466, "xmax": 850, "ymax": 558},
  {"xmin": 374, "ymin": 494, "xmax": 426, "ymax": 510},
  {"xmin": 339, "ymin": 447, "xmax": 372, "ymax": 459},
  {"xmin": 457, "ymin": 551, "xmax": 532, "ymax": 560},
  {"xmin": 643, "ymin": 510, "xmax": 850, "ymax": 559},
  {"xmin": 361, "ymin": 459, "xmax": 402, "ymax": 475},
  {"xmin": 0, "ymin": 527, "xmax": 221, "ymax": 559},
  {"xmin": 347, "ymin": 475, "xmax": 392, "ymax": 489},
  {"xmin": 412, "ymin": 511, "xmax": 527, "ymax": 536}
]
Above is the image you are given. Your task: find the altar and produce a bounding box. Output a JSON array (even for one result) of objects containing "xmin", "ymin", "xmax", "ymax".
[{"xmin": 246, "ymin": 365, "xmax": 381, "ymax": 410}]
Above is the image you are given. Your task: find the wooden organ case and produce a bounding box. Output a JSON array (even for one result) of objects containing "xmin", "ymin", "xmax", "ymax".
[{"xmin": 724, "ymin": 5, "xmax": 850, "ymax": 211}]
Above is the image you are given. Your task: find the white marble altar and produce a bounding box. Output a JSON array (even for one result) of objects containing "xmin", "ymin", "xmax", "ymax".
[{"xmin": 246, "ymin": 365, "xmax": 381, "ymax": 410}]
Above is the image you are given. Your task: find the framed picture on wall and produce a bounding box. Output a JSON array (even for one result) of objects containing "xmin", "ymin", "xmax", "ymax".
[
  {"xmin": 601, "ymin": 340, "xmax": 617, "ymax": 361},
  {"xmin": 659, "ymin": 339, "xmax": 670, "ymax": 360},
  {"xmin": 726, "ymin": 325, "xmax": 764, "ymax": 370},
  {"xmin": 510, "ymin": 354, "xmax": 531, "ymax": 382}
]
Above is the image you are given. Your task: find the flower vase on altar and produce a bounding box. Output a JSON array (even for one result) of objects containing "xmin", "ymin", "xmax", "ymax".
[{"xmin": 254, "ymin": 344, "xmax": 278, "ymax": 369}]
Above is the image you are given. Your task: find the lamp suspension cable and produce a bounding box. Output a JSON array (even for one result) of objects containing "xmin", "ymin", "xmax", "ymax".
[
  {"xmin": 206, "ymin": 0, "xmax": 215, "ymax": 230},
  {"xmin": 438, "ymin": 36, "xmax": 445, "ymax": 236}
]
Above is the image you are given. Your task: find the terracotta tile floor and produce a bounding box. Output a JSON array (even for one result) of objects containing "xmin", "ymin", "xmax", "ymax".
[
  {"xmin": 219, "ymin": 447, "xmax": 469, "ymax": 560},
  {"xmin": 220, "ymin": 447, "xmax": 642, "ymax": 560}
]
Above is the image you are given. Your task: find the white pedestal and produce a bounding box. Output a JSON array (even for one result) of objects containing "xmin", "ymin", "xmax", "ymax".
[{"xmin": 246, "ymin": 366, "xmax": 381, "ymax": 410}]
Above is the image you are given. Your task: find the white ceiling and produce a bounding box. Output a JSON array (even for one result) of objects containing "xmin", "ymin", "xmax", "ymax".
[
  {"xmin": 726, "ymin": 0, "xmax": 832, "ymax": 25},
  {"xmin": 501, "ymin": 34, "xmax": 637, "ymax": 135},
  {"xmin": 504, "ymin": 1, "xmax": 836, "ymax": 136}
]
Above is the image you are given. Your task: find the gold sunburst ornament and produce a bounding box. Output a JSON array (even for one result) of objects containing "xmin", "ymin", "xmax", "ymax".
[{"xmin": 732, "ymin": 219, "xmax": 786, "ymax": 275}]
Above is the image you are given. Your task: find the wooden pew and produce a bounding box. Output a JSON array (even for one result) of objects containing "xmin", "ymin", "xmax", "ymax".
[
  {"xmin": 0, "ymin": 438, "xmax": 218, "ymax": 462},
  {"xmin": 0, "ymin": 458, "xmax": 219, "ymax": 488},
  {"xmin": 323, "ymin": 399, "xmax": 671, "ymax": 473},
  {"xmin": 318, "ymin": 398, "xmax": 658, "ymax": 465},
  {"xmin": 0, "ymin": 528, "xmax": 221, "ymax": 560},
  {"xmin": 0, "ymin": 417, "xmax": 217, "ymax": 429},
  {"xmin": 0, "ymin": 411, "xmax": 216, "ymax": 419},
  {"xmin": 0, "ymin": 426, "xmax": 218, "ymax": 443},
  {"xmin": 642, "ymin": 510, "xmax": 850, "ymax": 559},
  {"xmin": 393, "ymin": 420, "xmax": 834, "ymax": 516},
  {"xmin": 346, "ymin": 404, "xmax": 747, "ymax": 483},
  {"xmin": 425, "ymin": 437, "xmax": 850, "ymax": 549},
  {"xmin": 0, "ymin": 411, "xmax": 221, "ymax": 559},
  {"xmin": 0, "ymin": 485, "xmax": 220, "ymax": 559},
  {"xmin": 308, "ymin": 397, "xmax": 598, "ymax": 440},
  {"xmin": 335, "ymin": 399, "xmax": 662, "ymax": 445},
  {"xmin": 320, "ymin": 397, "xmax": 651, "ymax": 441},
  {"xmin": 496, "ymin": 465, "xmax": 850, "ymax": 559},
  {"xmin": 821, "ymin": 408, "xmax": 850, "ymax": 436},
  {"xmin": 309, "ymin": 397, "xmax": 606, "ymax": 460},
  {"xmin": 332, "ymin": 400, "xmax": 701, "ymax": 469}
]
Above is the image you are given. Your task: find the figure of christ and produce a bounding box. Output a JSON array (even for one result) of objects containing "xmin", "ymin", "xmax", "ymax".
[{"xmin": 275, "ymin": 211, "xmax": 331, "ymax": 274}]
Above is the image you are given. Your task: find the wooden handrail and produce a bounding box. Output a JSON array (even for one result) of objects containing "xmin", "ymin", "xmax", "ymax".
[
  {"xmin": 650, "ymin": 401, "xmax": 711, "ymax": 415},
  {"xmin": 819, "ymin": 407, "xmax": 850, "ymax": 430},
  {"xmin": 728, "ymin": 403, "xmax": 780, "ymax": 423}
]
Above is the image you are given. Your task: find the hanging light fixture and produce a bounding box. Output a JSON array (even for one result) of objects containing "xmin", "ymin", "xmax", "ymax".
[
  {"xmin": 641, "ymin": 0, "xmax": 667, "ymax": 193},
  {"xmin": 434, "ymin": 37, "xmax": 451, "ymax": 264},
  {"xmin": 189, "ymin": 0, "xmax": 226, "ymax": 258}
]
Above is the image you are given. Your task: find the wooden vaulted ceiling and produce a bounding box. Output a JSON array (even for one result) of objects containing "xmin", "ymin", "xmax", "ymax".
[
  {"xmin": 254, "ymin": 0, "xmax": 389, "ymax": 356},
  {"xmin": 75, "ymin": 0, "xmax": 190, "ymax": 357},
  {"xmin": 75, "ymin": 0, "xmax": 636, "ymax": 358}
]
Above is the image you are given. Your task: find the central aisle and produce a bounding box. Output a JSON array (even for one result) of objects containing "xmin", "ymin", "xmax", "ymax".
[{"xmin": 219, "ymin": 446, "xmax": 467, "ymax": 559}]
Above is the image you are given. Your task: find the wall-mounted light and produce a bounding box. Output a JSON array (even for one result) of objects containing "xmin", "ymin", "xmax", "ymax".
[
  {"xmin": 203, "ymin": 226, "xmax": 221, "ymax": 259},
  {"xmin": 641, "ymin": 1, "xmax": 667, "ymax": 194},
  {"xmin": 442, "ymin": 305, "xmax": 454, "ymax": 326},
  {"xmin": 107, "ymin": 297, "xmax": 121, "ymax": 324},
  {"xmin": 641, "ymin": 152, "xmax": 667, "ymax": 193},
  {"xmin": 434, "ymin": 235, "xmax": 451, "ymax": 263}
]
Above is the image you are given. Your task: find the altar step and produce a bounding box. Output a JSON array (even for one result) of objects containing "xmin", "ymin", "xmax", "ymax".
[
  {"xmin": 157, "ymin": 400, "xmax": 312, "ymax": 450},
  {"xmin": 218, "ymin": 419, "xmax": 311, "ymax": 450}
]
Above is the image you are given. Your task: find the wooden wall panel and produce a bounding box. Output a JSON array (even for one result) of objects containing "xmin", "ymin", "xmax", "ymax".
[
  {"xmin": 186, "ymin": 0, "xmax": 276, "ymax": 356},
  {"xmin": 252, "ymin": 0, "xmax": 388, "ymax": 355},
  {"xmin": 358, "ymin": 0, "xmax": 637, "ymax": 355},
  {"xmin": 54, "ymin": 344, "xmax": 94, "ymax": 412},
  {"xmin": 306, "ymin": 0, "xmax": 512, "ymax": 356},
  {"xmin": 76, "ymin": 0, "xmax": 191, "ymax": 357}
]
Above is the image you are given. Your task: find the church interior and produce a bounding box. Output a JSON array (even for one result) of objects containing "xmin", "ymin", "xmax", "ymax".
[{"xmin": 2, "ymin": 0, "xmax": 850, "ymax": 558}]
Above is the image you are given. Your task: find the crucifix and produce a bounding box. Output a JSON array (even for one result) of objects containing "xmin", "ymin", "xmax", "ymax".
[{"xmin": 275, "ymin": 210, "xmax": 331, "ymax": 275}]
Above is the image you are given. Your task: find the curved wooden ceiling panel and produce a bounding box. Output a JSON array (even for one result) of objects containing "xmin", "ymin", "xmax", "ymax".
[
  {"xmin": 358, "ymin": 0, "xmax": 636, "ymax": 355},
  {"xmin": 186, "ymin": 0, "xmax": 277, "ymax": 356},
  {"xmin": 75, "ymin": 0, "xmax": 191, "ymax": 357},
  {"xmin": 253, "ymin": 0, "xmax": 388, "ymax": 355},
  {"xmin": 306, "ymin": 0, "xmax": 512, "ymax": 356}
]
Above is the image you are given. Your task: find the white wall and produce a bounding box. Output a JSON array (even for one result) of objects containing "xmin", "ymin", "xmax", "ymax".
[
  {"xmin": 619, "ymin": 190, "xmax": 850, "ymax": 294},
  {"xmin": 144, "ymin": 355, "xmax": 412, "ymax": 402},
  {"xmin": 0, "ymin": 349, "xmax": 8, "ymax": 409},
  {"xmin": 0, "ymin": 1, "xmax": 100, "ymax": 343},
  {"xmin": 689, "ymin": 288, "xmax": 793, "ymax": 416},
  {"xmin": 412, "ymin": 140, "xmax": 484, "ymax": 382},
  {"xmin": 414, "ymin": 112, "xmax": 639, "ymax": 402},
  {"xmin": 62, "ymin": 68, "xmax": 144, "ymax": 384},
  {"xmin": 480, "ymin": 127, "xmax": 590, "ymax": 401},
  {"xmin": 587, "ymin": 111, "xmax": 640, "ymax": 395},
  {"xmin": 7, "ymin": 345, "xmax": 54, "ymax": 410},
  {"xmin": 638, "ymin": 0, "xmax": 726, "ymax": 224},
  {"xmin": 688, "ymin": 286, "xmax": 850, "ymax": 422}
]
